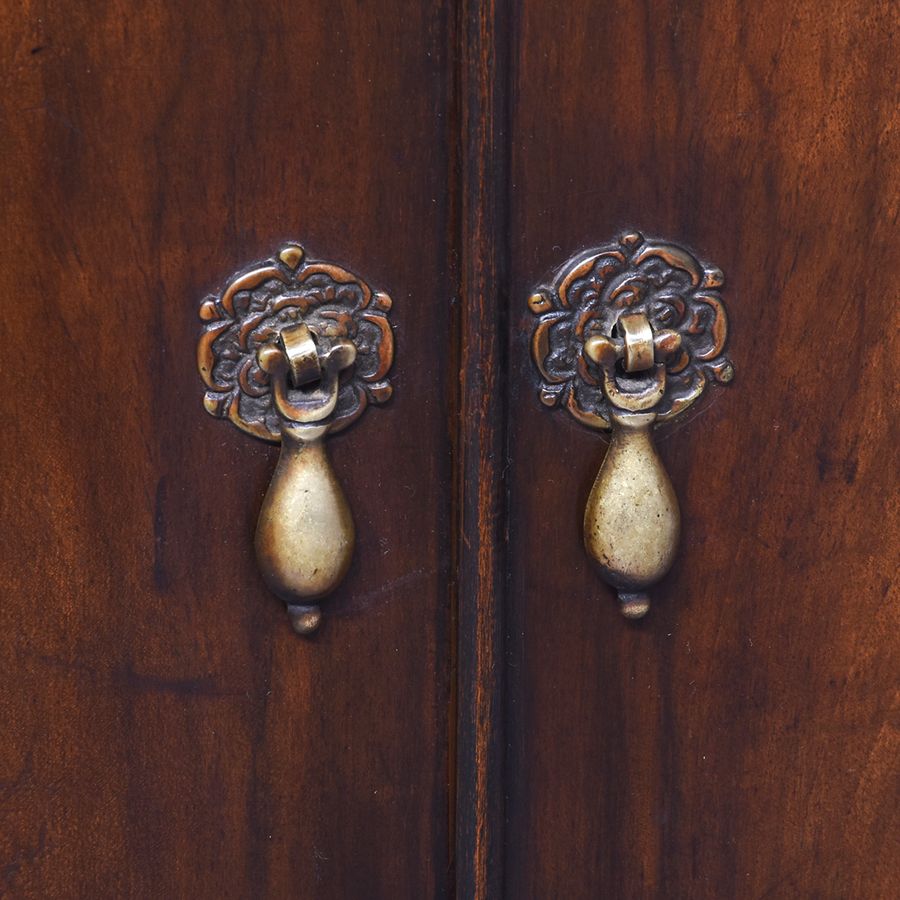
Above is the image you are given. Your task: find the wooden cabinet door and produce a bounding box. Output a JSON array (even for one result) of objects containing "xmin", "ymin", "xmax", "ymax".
[
  {"xmin": 2, "ymin": 1, "xmax": 896, "ymax": 899},
  {"xmin": 0, "ymin": 3, "xmax": 455, "ymax": 897},
  {"xmin": 497, "ymin": 1, "xmax": 899, "ymax": 898}
]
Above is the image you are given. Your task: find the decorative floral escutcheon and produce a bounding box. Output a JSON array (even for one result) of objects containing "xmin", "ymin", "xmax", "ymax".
[
  {"xmin": 198, "ymin": 243, "xmax": 393, "ymax": 441},
  {"xmin": 529, "ymin": 230, "xmax": 733, "ymax": 430},
  {"xmin": 528, "ymin": 231, "xmax": 734, "ymax": 618}
]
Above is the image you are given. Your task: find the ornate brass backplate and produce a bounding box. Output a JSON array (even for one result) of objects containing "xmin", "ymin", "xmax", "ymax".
[
  {"xmin": 198, "ymin": 243, "xmax": 394, "ymax": 634},
  {"xmin": 528, "ymin": 231, "xmax": 733, "ymax": 618}
]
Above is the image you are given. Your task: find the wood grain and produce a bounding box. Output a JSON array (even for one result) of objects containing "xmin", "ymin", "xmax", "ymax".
[
  {"xmin": 2, "ymin": 1, "xmax": 897, "ymax": 896},
  {"xmin": 0, "ymin": 2, "xmax": 453, "ymax": 897},
  {"xmin": 504, "ymin": 0, "xmax": 899, "ymax": 897},
  {"xmin": 452, "ymin": 1, "xmax": 510, "ymax": 897}
]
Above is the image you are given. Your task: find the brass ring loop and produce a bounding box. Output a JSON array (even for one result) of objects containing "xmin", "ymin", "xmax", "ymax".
[
  {"xmin": 278, "ymin": 322, "xmax": 322, "ymax": 387},
  {"xmin": 617, "ymin": 313, "xmax": 655, "ymax": 373}
]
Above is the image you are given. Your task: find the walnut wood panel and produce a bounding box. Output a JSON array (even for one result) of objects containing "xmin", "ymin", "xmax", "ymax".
[
  {"xmin": 504, "ymin": 1, "xmax": 899, "ymax": 897},
  {"xmin": 0, "ymin": 2, "xmax": 453, "ymax": 897},
  {"xmin": 453, "ymin": 1, "xmax": 510, "ymax": 897}
]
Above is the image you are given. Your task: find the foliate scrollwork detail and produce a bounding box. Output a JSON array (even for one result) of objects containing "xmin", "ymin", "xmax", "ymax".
[
  {"xmin": 528, "ymin": 231, "xmax": 733, "ymax": 429},
  {"xmin": 198, "ymin": 243, "xmax": 393, "ymax": 442}
]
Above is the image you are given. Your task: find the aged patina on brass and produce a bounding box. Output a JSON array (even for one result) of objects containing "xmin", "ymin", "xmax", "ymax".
[
  {"xmin": 528, "ymin": 232, "xmax": 733, "ymax": 618},
  {"xmin": 198, "ymin": 243, "xmax": 394, "ymax": 633}
]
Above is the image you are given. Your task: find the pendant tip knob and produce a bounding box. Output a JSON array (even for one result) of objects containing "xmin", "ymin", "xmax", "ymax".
[
  {"xmin": 288, "ymin": 604, "xmax": 323, "ymax": 635},
  {"xmin": 619, "ymin": 592, "xmax": 651, "ymax": 619}
]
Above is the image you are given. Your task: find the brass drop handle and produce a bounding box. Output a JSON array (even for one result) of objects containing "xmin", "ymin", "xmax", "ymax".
[
  {"xmin": 198, "ymin": 243, "xmax": 394, "ymax": 634},
  {"xmin": 581, "ymin": 318, "xmax": 681, "ymax": 619},
  {"xmin": 529, "ymin": 232, "xmax": 734, "ymax": 618},
  {"xmin": 253, "ymin": 324, "xmax": 357, "ymax": 634}
]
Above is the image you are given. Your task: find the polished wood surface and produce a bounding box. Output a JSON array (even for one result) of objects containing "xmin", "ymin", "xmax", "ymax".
[
  {"xmin": 453, "ymin": 0, "xmax": 510, "ymax": 897},
  {"xmin": 504, "ymin": 1, "xmax": 899, "ymax": 897},
  {"xmin": 1, "ymin": 1, "xmax": 896, "ymax": 897},
  {"xmin": 0, "ymin": 2, "xmax": 453, "ymax": 897}
]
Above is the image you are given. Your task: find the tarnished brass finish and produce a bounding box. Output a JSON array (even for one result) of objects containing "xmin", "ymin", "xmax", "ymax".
[
  {"xmin": 256, "ymin": 432, "xmax": 354, "ymax": 636},
  {"xmin": 584, "ymin": 411, "xmax": 680, "ymax": 619},
  {"xmin": 198, "ymin": 242, "xmax": 394, "ymax": 634},
  {"xmin": 528, "ymin": 232, "xmax": 734, "ymax": 617}
]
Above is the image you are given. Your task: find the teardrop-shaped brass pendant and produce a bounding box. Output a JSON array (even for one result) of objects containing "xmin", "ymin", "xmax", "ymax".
[
  {"xmin": 255, "ymin": 435, "xmax": 355, "ymax": 634},
  {"xmin": 584, "ymin": 412, "xmax": 680, "ymax": 618}
]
